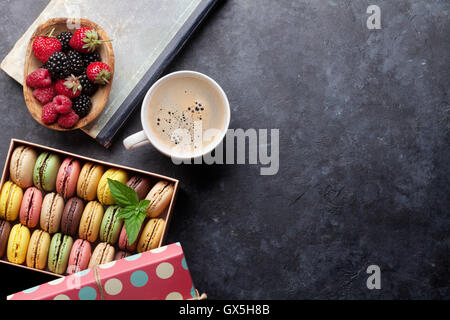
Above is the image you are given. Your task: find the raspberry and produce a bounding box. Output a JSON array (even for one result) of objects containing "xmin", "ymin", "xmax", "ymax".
[
  {"xmin": 41, "ymin": 102, "xmax": 58, "ymax": 124},
  {"xmin": 26, "ymin": 68, "xmax": 52, "ymax": 88},
  {"xmin": 33, "ymin": 86, "xmax": 55, "ymax": 104},
  {"xmin": 58, "ymin": 111, "xmax": 79, "ymax": 128},
  {"xmin": 53, "ymin": 95, "xmax": 73, "ymax": 114}
]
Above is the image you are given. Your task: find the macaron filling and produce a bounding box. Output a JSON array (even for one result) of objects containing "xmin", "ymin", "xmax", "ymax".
[{"xmin": 38, "ymin": 153, "xmax": 51, "ymax": 189}]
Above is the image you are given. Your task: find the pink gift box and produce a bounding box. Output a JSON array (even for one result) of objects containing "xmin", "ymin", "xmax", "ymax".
[{"xmin": 8, "ymin": 243, "xmax": 199, "ymax": 300}]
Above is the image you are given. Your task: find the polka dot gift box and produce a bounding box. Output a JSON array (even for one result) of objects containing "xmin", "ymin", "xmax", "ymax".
[{"xmin": 8, "ymin": 243, "xmax": 200, "ymax": 300}]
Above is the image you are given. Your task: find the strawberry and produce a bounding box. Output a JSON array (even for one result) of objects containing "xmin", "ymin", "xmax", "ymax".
[
  {"xmin": 86, "ymin": 62, "xmax": 112, "ymax": 85},
  {"xmin": 26, "ymin": 68, "xmax": 52, "ymax": 88},
  {"xmin": 69, "ymin": 27, "xmax": 108, "ymax": 53},
  {"xmin": 33, "ymin": 86, "xmax": 55, "ymax": 104},
  {"xmin": 55, "ymin": 75, "xmax": 82, "ymax": 99},
  {"xmin": 32, "ymin": 28, "xmax": 62, "ymax": 63}
]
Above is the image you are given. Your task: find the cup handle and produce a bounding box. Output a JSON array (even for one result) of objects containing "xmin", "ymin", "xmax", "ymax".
[{"xmin": 123, "ymin": 131, "xmax": 151, "ymax": 150}]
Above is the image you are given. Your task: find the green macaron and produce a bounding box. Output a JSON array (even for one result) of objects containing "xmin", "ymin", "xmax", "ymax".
[
  {"xmin": 48, "ymin": 233, "xmax": 73, "ymax": 275},
  {"xmin": 33, "ymin": 152, "xmax": 61, "ymax": 192},
  {"xmin": 100, "ymin": 205, "xmax": 123, "ymax": 245}
]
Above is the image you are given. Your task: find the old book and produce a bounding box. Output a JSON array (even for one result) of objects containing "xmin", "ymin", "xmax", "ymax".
[{"xmin": 1, "ymin": 0, "xmax": 218, "ymax": 147}]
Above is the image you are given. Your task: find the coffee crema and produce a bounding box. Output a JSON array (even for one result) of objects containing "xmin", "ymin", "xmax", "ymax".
[{"xmin": 146, "ymin": 75, "xmax": 228, "ymax": 155}]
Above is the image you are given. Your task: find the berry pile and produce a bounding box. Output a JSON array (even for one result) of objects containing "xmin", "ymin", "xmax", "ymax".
[{"xmin": 27, "ymin": 27, "xmax": 112, "ymax": 129}]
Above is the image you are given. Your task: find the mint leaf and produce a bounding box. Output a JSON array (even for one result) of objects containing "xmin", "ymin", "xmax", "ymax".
[
  {"xmin": 108, "ymin": 179, "xmax": 139, "ymax": 207},
  {"xmin": 138, "ymin": 200, "xmax": 151, "ymax": 211},
  {"xmin": 116, "ymin": 207, "xmax": 136, "ymax": 220},
  {"xmin": 125, "ymin": 212, "xmax": 146, "ymax": 245}
]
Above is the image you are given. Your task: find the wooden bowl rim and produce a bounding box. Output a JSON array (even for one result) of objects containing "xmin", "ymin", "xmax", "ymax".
[{"xmin": 23, "ymin": 17, "xmax": 114, "ymax": 131}]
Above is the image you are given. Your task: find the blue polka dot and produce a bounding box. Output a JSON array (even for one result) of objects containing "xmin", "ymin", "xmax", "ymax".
[
  {"xmin": 125, "ymin": 253, "xmax": 142, "ymax": 261},
  {"xmin": 181, "ymin": 256, "xmax": 188, "ymax": 270},
  {"xmin": 78, "ymin": 286, "xmax": 97, "ymax": 300},
  {"xmin": 23, "ymin": 286, "xmax": 39, "ymax": 293},
  {"xmin": 130, "ymin": 270, "xmax": 148, "ymax": 287},
  {"xmin": 73, "ymin": 269, "xmax": 90, "ymax": 277},
  {"xmin": 191, "ymin": 286, "xmax": 197, "ymax": 298}
]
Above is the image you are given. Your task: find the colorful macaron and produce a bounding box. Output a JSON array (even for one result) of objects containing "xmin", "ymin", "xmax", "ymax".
[
  {"xmin": 89, "ymin": 242, "xmax": 115, "ymax": 268},
  {"xmin": 48, "ymin": 233, "xmax": 73, "ymax": 274},
  {"xmin": 26, "ymin": 229, "xmax": 50, "ymax": 270},
  {"xmin": 145, "ymin": 181, "xmax": 174, "ymax": 217},
  {"xmin": 0, "ymin": 181, "xmax": 23, "ymax": 221},
  {"xmin": 137, "ymin": 218, "xmax": 165, "ymax": 253},
  {"xmin": 97, "ymin": 168, "xmax": 129, "ymax": 205},
  {"xmin": 33, "ymin": 152, "xmax": 61, "ymax": 191},
  {"xmin": 7, "ymin": 224, "xmax": 30, "ymax": 264},
  {"xmin": 56, "ymin": 157, "xmax": 81, "ymax": 199},
  {"xmin": 126, "ymin": 176, "xmax": 152, "ymax": 201},
  {"xmin": 9, "ymin": 146, "xmax": 38, "ymax": 188},
  {"xmin": 40, "ymin": 192, "xmax": 64, "ymax": 233},
  {"xmin": 67, "ymin": 239, "xmax": 91, "ymax": 274},
  {"xmin": 77, "ymin": 163, "xmax": 104, "ymax": 201},
  {"xmin": 118, "ymin": 222, "xmax": 143, "ymax": 252},
  {"xmin": 60, "ymin": 197, "xmax": 84, "ymax": 237},
  {"xmin": 79, "ymin": 201, "xmax": 104, "ymax": 242},
  {"xmin": 19, "ymin": 187, "xmax": 43, "ymax": 228},
  {"xmin": 99, "ymin": 205, "xmax": 123, "ymax": 245},
  {"xmin": 0, "ymin": 220, "xmax": 11, "ymax": 258}
]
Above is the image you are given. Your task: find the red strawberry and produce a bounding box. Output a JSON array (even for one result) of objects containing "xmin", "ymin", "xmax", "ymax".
[
  {"xmin": 86, "ymin": 62, "xmax": 112, "ymax": 85},
  {"xmin": 53, "ymin": 95, "xmax": 73, "ymax": 114},
  {"xmin": 26, "ymin": 68, "xmax": 52, "ymax": 88},
  {"xmin": 55, "ymin": 75, "xmax": 82, "ymax": 99},
  {"xmin": 58, "ymin": 111, "xmax": 79, "ymax": 128},
  {"xmin": 41, "ymin": 102, "xmax": 58, "ymax": 124},
  {"xmin": 32, "ymin": 28, "xmax": 62, "ymax": 63},
  {"xmin": 69, "ymin": 27, "xmax": 108, "ymax": 53},
  {"xmin": 33, "ymin": 86, "xmax": 55, "ymax": 104}
]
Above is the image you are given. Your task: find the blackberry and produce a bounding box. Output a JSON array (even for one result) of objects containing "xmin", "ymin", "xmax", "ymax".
[
  {"xmin": 82, "ymin": 51, "xmax": 101, "ymax": 68},
  {"xmin": 57, "ymin": 32, "xmax": 72, "ymax": 52},
  {"xmin": 47, "ymin": 52, "xmax": 70, "ymax": 79},
  {"xmin": 79, "ymin": 74, "xmax": 98, "ymax": 96},
  {"xmin": 72, "ymin": 95, "xmax": 92, "ymax": 118},
  {"xmin": 67, "ymin": 50, "xmax": 85, "ymax": 75}
]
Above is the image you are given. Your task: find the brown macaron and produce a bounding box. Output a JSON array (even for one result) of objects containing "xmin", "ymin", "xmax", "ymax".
[
  {"xmin": 137, "ymin": 218, "xmax": 165, "ymax": 253},
  {"xmin": 0, "ymin": 220, "xmax": 11, "ymax": 258},
  {"xmin": 145, "ymin": 181, "xmax": 174, "ymax": 218},
  {"xmin": 89, "ymin": 242, "xmax": 115, "ymax": 268},
  {"xmin": 114, "ymin": 250, "xmax": 131, "ymax": 261},
  {"xmin": 126, "ymin": 176, "xmax": 152, "ymax": 201},
  {"xmin": 61, "ymin": 197, "xmax": 85, "ymax": 237}
]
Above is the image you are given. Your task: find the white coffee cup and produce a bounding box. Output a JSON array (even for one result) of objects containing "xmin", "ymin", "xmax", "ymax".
[{"xmin": 123, "ymin": 71, "xmax": 230, "ymax": 160}]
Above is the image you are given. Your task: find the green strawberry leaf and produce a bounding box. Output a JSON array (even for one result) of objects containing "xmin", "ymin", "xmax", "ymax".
[{"xmin": 108, "ymin": 179, "xmax": 139, "ymax": 207}]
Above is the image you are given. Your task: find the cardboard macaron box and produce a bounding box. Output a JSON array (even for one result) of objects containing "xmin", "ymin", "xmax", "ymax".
[{"xmin": 0, "ymin": 139, "xmax": 179, "ymax": 279}]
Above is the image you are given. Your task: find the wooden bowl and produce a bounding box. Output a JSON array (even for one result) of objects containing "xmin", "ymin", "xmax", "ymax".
[{"xmin": 23, "ymin": 18, "xmax": 114, "ymax": 131}]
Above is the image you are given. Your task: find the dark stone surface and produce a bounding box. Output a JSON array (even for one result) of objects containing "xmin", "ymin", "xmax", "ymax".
[{"xmin": 0, "ymin": 0, "xmax": 449, "ymax": 299}]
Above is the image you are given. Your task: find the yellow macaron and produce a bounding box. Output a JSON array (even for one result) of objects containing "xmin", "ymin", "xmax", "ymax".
[
  {"xmin": 77, "ymin": 163, "xmax": 104, "ymax": 201},
  {"xmin": 0, "ymin": 181, "xmax": 23, "ymax": 221},
  {"xmin": 97, "ymin": 168, "xmax": 128, "ymax": 205},
  {"xmin": 7, "ymin": 224, "xmax": 30, "ymax": 264}
]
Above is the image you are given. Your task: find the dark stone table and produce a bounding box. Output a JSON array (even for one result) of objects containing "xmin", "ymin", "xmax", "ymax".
[{"xmin": 0, "ymin": 0, "xmax": 448, "ymax": 299}]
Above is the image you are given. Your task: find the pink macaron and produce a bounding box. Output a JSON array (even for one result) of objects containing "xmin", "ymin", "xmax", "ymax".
[
  {"xmin": 19, "ymin": 187, "xmax": 43, "ymax": 228},
  {"xmin": 118, "ymin": 224, "xmax": 143, "ymax": 252},
  {"xmin": 67, "ymin": 239, "xmax": 92, "ymax": 275},
  {"xmin": 56, "ymin": 158, "xmax": 81, "ymax": 199}
]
